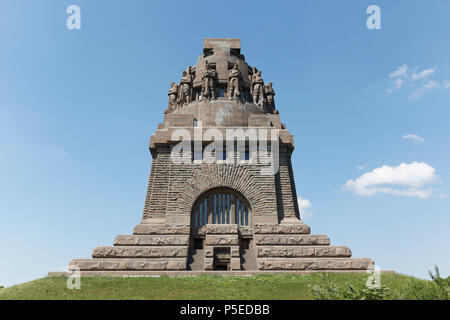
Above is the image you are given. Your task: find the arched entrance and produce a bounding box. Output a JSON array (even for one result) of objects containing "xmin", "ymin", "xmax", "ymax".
[
  {"xmin": 191, "ymin": 187, "xmax": 251, "ymax": 227},
  {"xmin": 187, "ymin": 187, "xmax": 256, "ymax": 271}
]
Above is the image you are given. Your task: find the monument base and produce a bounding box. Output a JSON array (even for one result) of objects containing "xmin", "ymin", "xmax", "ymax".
[{"xmin": 63, "ymin": 223, "xmax": 375, "ymax": 273}]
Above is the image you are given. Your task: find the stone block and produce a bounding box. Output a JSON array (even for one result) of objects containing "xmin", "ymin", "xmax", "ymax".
[
  {"xmin": 92, "ymin": 246, "xmax": 188, "ymax": 258},
  {"xmin": 254, "ymin": 235, "xmax": 330, "ymax": 246},
  {"xmin": 114, "ymin": 235, "xmax": 189, "ymax": 246},
  {"xmin": 204, "ymin": 258, "xmax": 214, "ymax": 270},
  {"xmin": 203, "ymin": 38, "xmax": 241, "ymax": 50},
  {"xmin": 254, "ymin": 223, "xmax": 311, "ymax": 234},
  {"xmin": 69, "ymin": 258, "xmax": 186, "ymax": 271},
  {"xmin": 204, "ymin": 247, "xmax": 213, "ymax": 258},
  {"xmin": 133, "ymin": 224, "xmax": 190, "ymax": 235},
  {"xmin": 238, "ymin": 226, "xmax": 253, "ymax": 236},
  {"xmin": 205, "ymin": 235, "xmax": 238, "ymax": 246},
  {"xmin": 231, "ymin": 258, "xmax": 241, "ymax": 270},
  {"xmin": 231, "ymin": 246, "xmax": 240, "ymax": 257},
  {"xmin": 256, "ymin": 246, "xmax": 351, "ymax": 258},
  {"xmin": 206, "ymin": 224, "xmax": 238, "ymax": 234},
  {"xmin": 257, "ymin": 258, "xmax": 374, "ymax": 270}
]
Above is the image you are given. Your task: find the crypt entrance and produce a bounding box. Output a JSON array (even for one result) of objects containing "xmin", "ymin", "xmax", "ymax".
[{"xmin": 187, "ymin": 187, "xmax": 256, "ymax": 271}]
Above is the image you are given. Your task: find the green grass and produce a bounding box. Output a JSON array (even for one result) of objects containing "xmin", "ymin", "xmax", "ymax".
[{"xmin": 0, "ymin": 273, "xmax": 441, "ymax": 300}]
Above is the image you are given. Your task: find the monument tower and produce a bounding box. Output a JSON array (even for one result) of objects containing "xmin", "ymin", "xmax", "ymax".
[{"xmin": 65, "ymin": 39, "xmax": 373, "ymax": 274}]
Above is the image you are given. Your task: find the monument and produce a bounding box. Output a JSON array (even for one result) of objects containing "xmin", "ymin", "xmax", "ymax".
[{"xmin": 60, "ymin": 39, "xmax": 374, "ymax": 274}]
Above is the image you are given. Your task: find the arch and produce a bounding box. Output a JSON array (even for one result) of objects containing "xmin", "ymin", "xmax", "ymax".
[
  {"xmin": 191, "ymin": 187, "xmax": 251, "ymax": 227},
  {"xmin": 172, "ymin": 164, "xmax": 271, "ymax": 219}
]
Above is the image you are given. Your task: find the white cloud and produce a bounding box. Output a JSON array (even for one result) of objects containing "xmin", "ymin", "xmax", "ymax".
[
  {"xmin": 385, "ymin": 65, "xmax": 449, "ymax": 98},
  {"xmin": 386, "ymin": 65, "xmax": 408, "ymax": 93},
  {"xmin": 389, "ymin": 64, "xmax": 408, "ymax": 79},
  {"xmin": 298, "ymin": 196, "xmax": 313, "ymax": 219},
  {"xmin": 424, "ymin": 79, "xmax": 440, "ymax": 89},
  {"xmin": 412, "ymin": 67, "xmax": 436, "ymax": 81},
  {"xmin": 402, "ymin": 133, "xmax": 425, "ymax": 143},
  {"xmin": 344, "ymin": 161, "xmax": 444, "ymax": 199},
  {"xmin": 409, "ymin": 80, "xmax": 441, "ymax": 99}
]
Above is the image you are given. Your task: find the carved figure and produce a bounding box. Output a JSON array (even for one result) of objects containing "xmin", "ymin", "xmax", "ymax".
[
  {"xmin": 178, "ymin": 70, "xmax": 193, "ymax": 106},
  {"xmin": 228, "ymin": 62, "xmax": 241, "ymax": 99},
  {"xmin": 250, "ymin": 69, "xmax": 264, "ymax": 107},
  {"xmin": 264, "ymin": 82, "xmax": 277, "ymax": 113},
  {"xmin": 201, "ymin": 61, "xmax": 216, "ymax": 101},
  {"xmin": 166, "ymin": 82, "xmax": 179, "ymax": 113}
]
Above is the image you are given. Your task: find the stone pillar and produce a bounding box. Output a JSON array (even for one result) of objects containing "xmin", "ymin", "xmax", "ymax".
[
  {"xmin": 230, "ymin": 246, "xmax": 241, "ymax": 270},
  {"xmin": 277, "ymin": 149, "xmax": 302, "ymax": 224},
  {"xmin": 230, "ymin": 194, "xmax": 236, "ymax": 224},
  {"xmin": 215, "ymin": 194, "xmax": 220, "ymax": 224},
  {"xmin": 207, "ymin": 193, "xmax": 214, "ymax": 224},
  {"xmin": 142, "ymin": 147, "xmax": 171, "ymax": 224}
]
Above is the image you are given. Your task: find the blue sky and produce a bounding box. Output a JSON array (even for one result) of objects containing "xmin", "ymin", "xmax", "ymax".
[{"xmin": 1, "ymin": 0, "xmax": 449, "ymax": 286}]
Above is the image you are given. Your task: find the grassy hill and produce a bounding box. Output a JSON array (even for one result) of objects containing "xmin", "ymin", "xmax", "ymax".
[{"xmin": 0, "ymin": 272, "xmax": 447, "ymax": 300}]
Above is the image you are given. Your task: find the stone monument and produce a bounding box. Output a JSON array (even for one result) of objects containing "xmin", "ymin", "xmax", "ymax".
[{"xmin": 60, "ymin": 39, "xmax": 374, "ymax": 274}]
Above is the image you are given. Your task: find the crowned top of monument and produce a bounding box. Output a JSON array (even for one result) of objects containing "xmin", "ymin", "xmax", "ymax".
[
  {"xmin": 164, "ymin": 38, "xmax": 278, "ymax": 124},
  {"xmin": 203, "ymin": 38, "xmax": 241, "ymax": 52}
]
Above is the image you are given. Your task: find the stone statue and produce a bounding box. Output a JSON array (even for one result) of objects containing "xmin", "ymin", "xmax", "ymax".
[
  {"xmin": 228, "ymin": 62, "xmax": 241, "ymax": 100},
  {"xmin": 166, "ymin": 82, "xmax": 179, "ymax": 113},
  {"xmin": 264, "ymin": 82, "xmax": 278, "ymax": 114},
  {"xmin": 201, "ymin": 61, "xmax": 216, "ymax": 101},
  {"xmin": 250, "ymin": 69, "xmax": 264, "ymax": 107},
  {"xmin": 178, "ymin": 70, "xmax": 193, "ymax": 106}
]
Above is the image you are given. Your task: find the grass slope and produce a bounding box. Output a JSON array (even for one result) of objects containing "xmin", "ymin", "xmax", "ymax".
[{"xmin": 0, "ymin": 273, "xmax": 429, "ymax": 300}]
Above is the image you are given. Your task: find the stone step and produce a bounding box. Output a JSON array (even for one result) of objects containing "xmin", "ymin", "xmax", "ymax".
[
  {"xmin": 241, "ymin": 248, "xmax": 258, "ymax": 271},
  {"xmin": 257, "ymin": 258, "xmax": 374, "ymax": 271},
  {"xmin": 254, "ymin": 235, "xmax": 330, "ymax": 246},
  {"xmin": 50, "ymin": 269, "xmax": 393, "ymax": 277},
  {"xmin": 114, "ymin": 235, "xmax": 189, "ymax": 246},
  {"xmin": 92, "ymin": 246, "xmax": 188, "ymax": 258},
  {"xmin": 187, "ymin": 248, "xmax": 204, "ymax": 271},
  {"xmin": 133, "ymin": 224, "xmax": 190, "ymax": 235},
  {"xmin": 254, "ymin": 223, "xmax": 311, "ymax": 235},
  {"xmin": 257, "ymin": 246, "xmax": 351, "ymax": 258},
  {"xmin": 69, "ymin": 258, "xmax": 187, "ymax": 271}
]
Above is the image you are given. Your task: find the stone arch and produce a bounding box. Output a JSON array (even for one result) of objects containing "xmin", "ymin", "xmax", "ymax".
[
  {"xmin": 177, "ymin": 164, "xmax": 267, "ymax": 217},
  {"xmin": 191, "ymin": 187, "xmax": 251, "ymax": 226}
]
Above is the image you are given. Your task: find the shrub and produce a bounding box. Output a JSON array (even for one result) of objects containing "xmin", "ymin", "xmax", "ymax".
[
  {"xmin": 311, "ymin": 266, "xmax": 449, "ymax": 300},
  {"xmin": 311, "ymin": 273, "xmax": 390, "ymax": 300},
  {"xmin": 400, "ymin": 266, "xmax": 449, "ymax": 300}
]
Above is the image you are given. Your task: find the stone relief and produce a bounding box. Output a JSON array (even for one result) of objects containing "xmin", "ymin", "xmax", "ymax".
[
  {"xmin": 178, "ymin": 70, "xmax": 193, "ymax": 106},
  {"xmin": 164, "ymin": 61, "xmax": 277, "ymax": 114},
  {"xmin": 264, "ymin": 82, "xmax": 278, "ymax": 114},
  {"xmin": 228, "ymin": 62, "xmax": 241, "ymax": 100},
  {"xmin": 250, "ymin": 68, "xmax": 265, "ymax": 107},
  {"xmin": 166, "ymin": 82, "xmax": 179, "ymax": 114},
  {"xmin": 201, "ymin": 60, "xmax": 216, "ymax": 101}
]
